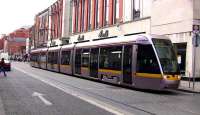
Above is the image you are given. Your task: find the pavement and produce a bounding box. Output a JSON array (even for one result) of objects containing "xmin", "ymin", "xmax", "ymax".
[{"xmin": 179, "ymin": 80, "xmax": 200, "ymax": 93}]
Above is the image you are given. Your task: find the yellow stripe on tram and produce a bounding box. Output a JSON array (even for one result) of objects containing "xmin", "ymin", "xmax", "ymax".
[
  {"xmin": 60, "ymin": 64, "xmax": 71, "ymax": 68},
  {"xmin": 135, "ymin": 73, "xmax": 163, "ymax": 79},
  {"xmin": 98, "ymin": 69, "xmax": 122, "ymax": 75},
  {"xmin": 164, "ymin": 75, "xmax": 181, "ymax": 81}
]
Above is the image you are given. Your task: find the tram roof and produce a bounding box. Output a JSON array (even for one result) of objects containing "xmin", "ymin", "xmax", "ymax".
[
  {"xmin": 48, "ymin": 45, "xmax": 61, "ymax": 51},
  {"xmin": 75, "ymin": 34, "xmax": 151, "ymax": 48},
  {"xmin": 31, "ymin": 47, "xmax": 48, "ymax": 53},
  {"xmin": 61, "ymin": 44, "xmax": 74, "ymax": 49},
  {"xmin": 41, "ymin": 47, "xmax": 48, "ymax": 51}
]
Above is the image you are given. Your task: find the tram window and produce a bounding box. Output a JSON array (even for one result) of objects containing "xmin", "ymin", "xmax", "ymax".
[
  {"xmin": 40, "ymin": 53, "xmax": 46, "ymax": 63},
  {"xmin": 30, "ymin": 54, "xmax": 35, "ymax": 61},
  {"xmin": 48, "ymin": 52, "xmax": 52, "ymax": 63},
  {"xmin": 75, "ymin": 49, "xmax": 82, "ymax": 64},
  {"xmin": 52, "ymin": 52, "xmax": 58, "ymax": 64},
  {"xmin": 100, "ymin": 46, "xmax": 122, "ymax": 70},
  {"xmin": 35, "ymin": 54, "xmax": 39, "ymax": 62},
  {"xmin": 61, "ymin": 51, "xmax": 71, "ymax": 65},
  {"xmin": 82, "ymin": 49, "xmax": 90, "ymax": 67},
  {"xmin": 136, "ymin": 45, "xmax": 160, "ymax": 73},
  {"xmin": 75, "ymin": 49, "xmax": 82, "ymax": 74}
]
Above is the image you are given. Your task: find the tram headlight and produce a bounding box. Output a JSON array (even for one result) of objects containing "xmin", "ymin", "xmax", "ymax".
[
  {"xmin": 163, "ymin": 75, "xmax": 168, "ymax": 79},
  {"xmin": 177, "ymin": 75, "xmax": 181, "ymax": 80}
]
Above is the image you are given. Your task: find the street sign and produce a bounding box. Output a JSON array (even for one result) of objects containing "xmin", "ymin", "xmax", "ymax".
[
  {"xmin": 192, "ymin": 25, "xmax": 200, "ymax": 47},
  {"xmin": 196, "ymin": 34, "xmax": 200, "ymax": 47},
  {"xmin": 193, "ymin": 25, "xmax": 199, "ymax": 32}
]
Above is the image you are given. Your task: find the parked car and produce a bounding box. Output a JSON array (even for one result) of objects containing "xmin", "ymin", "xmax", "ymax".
[{"xmin": 4, "ymin": 59, "xmax": 11, "ymax": 71}]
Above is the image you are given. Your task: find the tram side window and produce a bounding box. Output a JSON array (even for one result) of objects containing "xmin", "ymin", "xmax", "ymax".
[
  {"xmin": 30, "ymin": 54, "xmax": 35, "ymax": 61},
  {"xmin": 53, "ymin": 52, "xmax": 58, "ymax": 64},
  {"xmin": 35, "ymin": 54, "xmax": 39, "ymax": 62},
  {"xmin": 136, "ymin": 45, "xmax": 160, "ymax": 74},
  {"xmin": 61, "ymin": 51, "xmax": 71, "ymax": 65},
  {"xmin": 40, "ymin": 53, "xmax": 46, "ymax": 63},
  {"xmin": 82, "ymin": 49, "xmax": 90, "ymax": 67},
  {"xmin": 48, "ymin": 52, "xmax": 52, "ymax": 64},
  {"xmin": 100, "ymin": 46, "xmax": 122, "ymax": 70}
]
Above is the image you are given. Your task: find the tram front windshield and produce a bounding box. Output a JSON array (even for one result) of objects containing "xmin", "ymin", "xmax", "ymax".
[{"xmin": 152, "ymin": 39, "xmax": 179, "ymax": 74}]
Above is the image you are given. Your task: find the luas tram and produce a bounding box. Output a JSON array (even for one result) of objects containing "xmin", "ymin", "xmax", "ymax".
[{"xmin": 30, "ymin": 34, "xmax": 180, "ymax": 90}]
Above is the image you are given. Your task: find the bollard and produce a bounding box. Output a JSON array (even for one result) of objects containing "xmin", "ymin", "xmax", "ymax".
[
  {"xmin": 189, "ymin": 72, "xmax": 191, "ymax": 88},
  {"xmin": 193, "ymin": 74, "xmax": 195, "ymax": 90}
]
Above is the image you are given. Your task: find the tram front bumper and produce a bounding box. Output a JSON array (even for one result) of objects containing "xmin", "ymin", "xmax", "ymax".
[
  {"xmin": 162, "ymin": 79, "xmax": 180, "ymax": 89},
  {"xmin": 161, "ymin": 75, "xmax": 181, "ymax": 89}
]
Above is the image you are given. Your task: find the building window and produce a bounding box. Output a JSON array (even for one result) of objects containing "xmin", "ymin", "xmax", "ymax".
[
  {"xmin": 76, "ymin": 1, "xmax": 79, "ymax": 32},
  {"xmin": 82, "ymin": 0, "xmax": 85, "ymax": 32},
  {"xmin": 69, "ymin": 1, "xmax": 73, "ymax": 33},
  {"xmin": 104, "ymin": 0, "xmax": 109, "ymax": 26},
  {"xmin": 88, "ymin": 0, "xmax": 91, "ymax": 30},
  {"xmin": 133, "ymin": 0, "xmax": 140, "ymax": 19},
  {"xmin": 96, "ymin": 0, "xmax": 99, "ymax": 28},
  {"xmin": 114, "ymin": 0, "xmax": 119, "ymax": 24}
]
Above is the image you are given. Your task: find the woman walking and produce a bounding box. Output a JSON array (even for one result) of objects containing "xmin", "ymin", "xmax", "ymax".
[{"xmin": 0, "ymin": 58, "xmax": 7, "ymax": 77}]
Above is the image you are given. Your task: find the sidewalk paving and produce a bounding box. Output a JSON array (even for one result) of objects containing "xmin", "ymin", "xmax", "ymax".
[{"xmin": 178, "ymin": 80, "xmax": 200, "ymax": 93}]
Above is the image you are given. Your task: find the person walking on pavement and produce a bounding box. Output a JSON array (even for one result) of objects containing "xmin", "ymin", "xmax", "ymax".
[{"xmin": 0, "ymin": 58, "xmax": 7, "ymax": 77}]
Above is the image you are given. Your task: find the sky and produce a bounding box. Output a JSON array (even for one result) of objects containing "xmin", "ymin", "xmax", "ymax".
[{"xmin": 0, "ymin": 0, "xmax": 56, "ymax": 35}]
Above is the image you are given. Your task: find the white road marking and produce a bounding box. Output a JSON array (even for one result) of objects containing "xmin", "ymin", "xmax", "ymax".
[
  {"xmin": 14, "ymin": 67, "xmax": 132, "ymax": 115},
  {"xmin": 32, "ymin": 92, "xmax": 52, "ymax": 106}
]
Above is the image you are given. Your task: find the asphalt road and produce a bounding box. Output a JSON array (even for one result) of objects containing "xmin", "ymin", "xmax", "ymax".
[
  {"xmin": 0, "ymin": 62, "xmax": 200, "ymax": 115},
  {"xmin": 0, "ymin": 63, "xmax": 113, "ymax": 115}
]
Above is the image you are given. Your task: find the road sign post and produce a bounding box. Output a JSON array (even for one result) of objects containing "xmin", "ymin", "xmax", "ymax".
[{"xmin": 192, "ymin": 25, "xmax": 200, "ymax": 90}]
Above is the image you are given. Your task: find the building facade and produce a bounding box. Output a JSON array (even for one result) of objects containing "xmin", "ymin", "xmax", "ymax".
[
  {"xmin": 32, "ymin": 0, "xmax": 71, "ymax": 49},
  {"xmin": 69, "ymin": 0, "xmax": 152, "ymax": 43},
  {"xmin": 0, "ymin": 36, "xmax": 5, "ymax": 50},
  {"xmin": 31, "ymin": 0, "xmax": 200, "ymax": 78},
  {"xmin": 4, "ymin": 28, "xmax": 29, "ymax": 59}
]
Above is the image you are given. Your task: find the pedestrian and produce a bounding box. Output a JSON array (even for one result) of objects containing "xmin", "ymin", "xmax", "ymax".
[{"xmin": 0, "ymin": 58, "xmax": 7, "ymax": 77}]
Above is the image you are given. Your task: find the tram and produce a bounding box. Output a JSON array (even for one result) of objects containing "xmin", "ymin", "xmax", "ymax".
[{"xmin": 30, "ymin": 34, "xmax": 181, "ymax": 90}]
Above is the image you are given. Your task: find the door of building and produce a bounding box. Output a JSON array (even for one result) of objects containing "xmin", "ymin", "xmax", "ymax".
[{"xmin": 174, "ymin": 43, "xmax": 187, "ymax": 75}]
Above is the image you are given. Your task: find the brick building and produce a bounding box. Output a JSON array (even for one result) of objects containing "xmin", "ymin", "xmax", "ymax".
[
  {"xmin": 0, "ymin": 37, "xmax": 5, "ymax": 50},
  {"xmin": 4, "ymin": 28, "xmax": 29, "ymax": 59}
]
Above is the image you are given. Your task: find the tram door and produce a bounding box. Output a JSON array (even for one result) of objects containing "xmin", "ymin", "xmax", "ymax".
[
  {"xmin": 90, "ymin": 48, "xmax": 99, "ymax": 78},
  {"xmin": 75, "ymin": 49, "xmax": 81, "ymax": 74},
  {"xmin": 123, "ymin": 45, "xmax": 132, "ymax": 84}
]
